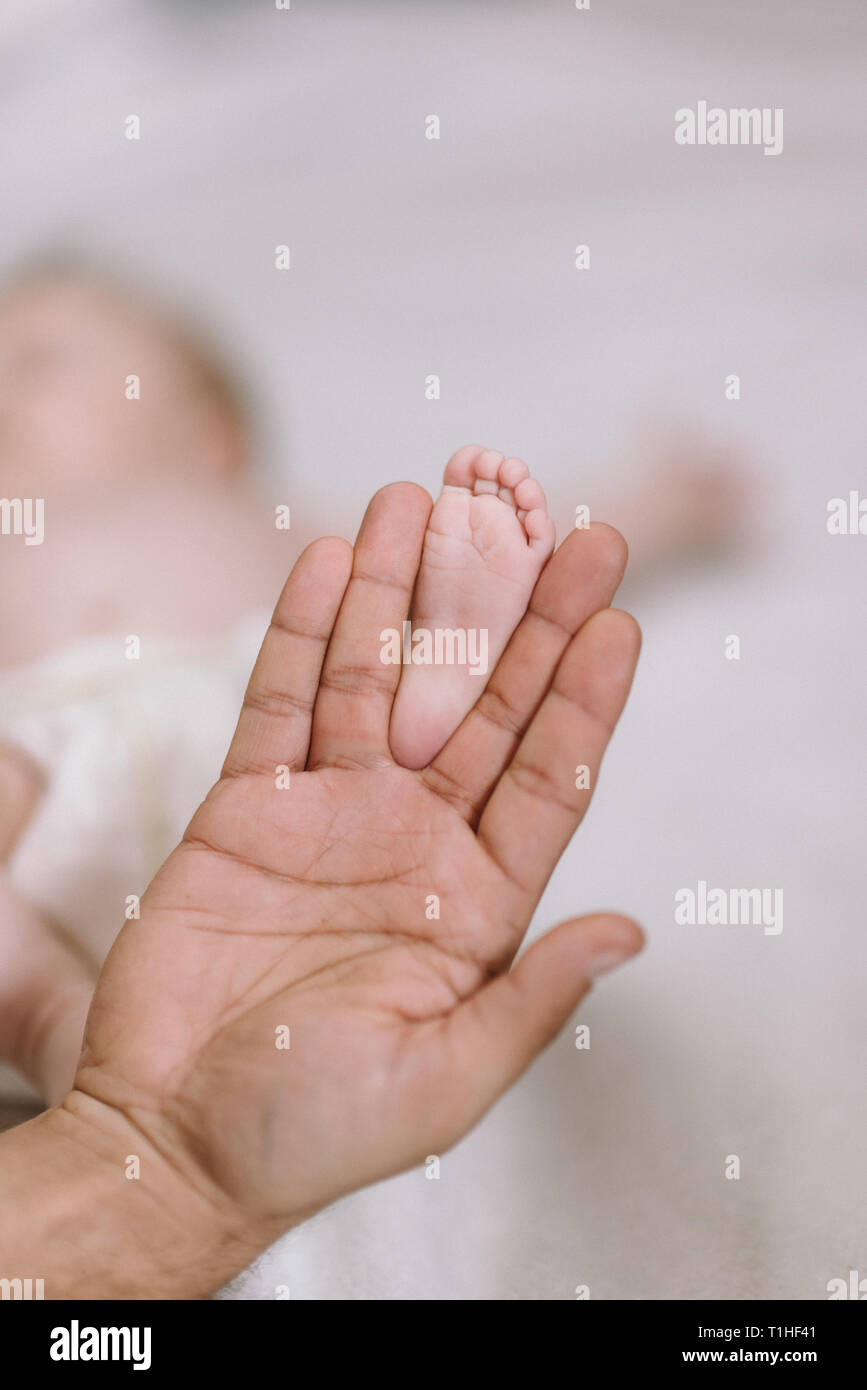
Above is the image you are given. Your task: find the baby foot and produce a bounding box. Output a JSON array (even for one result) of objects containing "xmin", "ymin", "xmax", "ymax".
[{"xmin": 389, "ymin": 444, "xmax": 555, "ymax": 769}]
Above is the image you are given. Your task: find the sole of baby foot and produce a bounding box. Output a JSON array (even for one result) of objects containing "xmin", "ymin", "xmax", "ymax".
[{"xmin": 389, "ymin": 445, "xmax": 555, "ymax": 769}]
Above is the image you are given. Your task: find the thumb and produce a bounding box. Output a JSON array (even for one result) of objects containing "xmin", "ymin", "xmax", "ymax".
[{"xmin": 433, "ymin": 913, "xmax": 643, "ymax": 1145}]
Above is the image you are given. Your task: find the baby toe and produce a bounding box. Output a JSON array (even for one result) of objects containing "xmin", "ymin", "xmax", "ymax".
[
  {"xmin": 499, "ymin": 456, "xmax": 529, "ymax": 490},
  {"xmin": 443, "ymin": 444, "xmax": 487, "ymax": 490},
  {"xmin": 514, "ymin": 476, "xmax": 547, "ymax": 514},
  {"xmin": 526, "ymin": 508, "xmax": 556, "ymax": 555},
  {"xmin": 472, "ymin": 449, "xmax": 505, "ymax": 488}
]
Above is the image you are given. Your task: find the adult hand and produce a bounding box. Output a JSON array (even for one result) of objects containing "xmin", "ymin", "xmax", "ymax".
[{"xmin": 12, "ymin": 484, "xmax": 641, "ymax": 1295}]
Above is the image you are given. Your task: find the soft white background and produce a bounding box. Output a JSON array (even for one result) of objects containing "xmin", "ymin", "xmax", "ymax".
[{"xmin": 1, "ymin": 0, "xmax": 864, "ymax": 1298}]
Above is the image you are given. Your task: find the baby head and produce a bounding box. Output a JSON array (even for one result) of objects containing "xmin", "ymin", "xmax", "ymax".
[{"xmin": 0, "ymin": 258, "xmax": 250, "ymax": 493}]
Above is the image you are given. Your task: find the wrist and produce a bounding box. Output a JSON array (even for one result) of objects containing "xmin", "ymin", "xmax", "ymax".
[{"xmin": 0, "ymin": 1091, "xmax": 269, "ymax": 1299}]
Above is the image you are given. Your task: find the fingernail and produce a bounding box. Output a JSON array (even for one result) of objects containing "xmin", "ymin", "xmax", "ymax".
[{"xmin": 586, "ymin": 942, "xmax": 636, "ymax": 979}]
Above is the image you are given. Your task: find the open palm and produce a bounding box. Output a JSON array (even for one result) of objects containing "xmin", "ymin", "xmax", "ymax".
[{"xmin": 73, "ymin": 484, "xmax": 641, "ymax": 1232}]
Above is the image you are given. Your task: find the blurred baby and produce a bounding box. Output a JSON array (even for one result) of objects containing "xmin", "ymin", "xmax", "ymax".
[{"xmin": 0, "ymin": 263, "xmax": 741, "ymax": 1109}]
